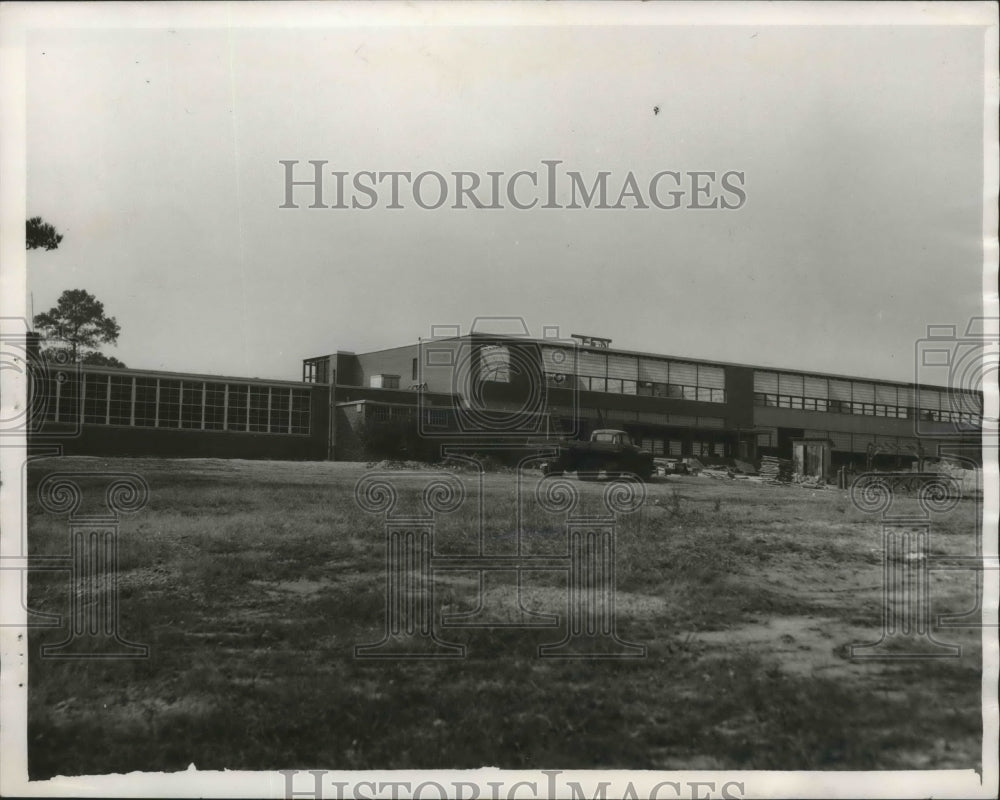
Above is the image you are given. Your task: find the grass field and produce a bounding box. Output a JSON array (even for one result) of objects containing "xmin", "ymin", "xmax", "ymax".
[{"xmin": 25, "ymin": 456, "xmax": 985, "ymax": 777}]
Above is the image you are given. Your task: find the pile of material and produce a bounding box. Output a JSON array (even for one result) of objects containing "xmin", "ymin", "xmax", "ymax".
[{"xmin": 758, "ymin": 456, "xmax": 792, "ymax": 483}]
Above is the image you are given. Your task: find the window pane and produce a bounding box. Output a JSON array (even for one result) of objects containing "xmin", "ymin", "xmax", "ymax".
[
  {"xmin": 270, "ymin": 389, "xmax": 290, "ymax": 434},
  {"xmin": 58, "ymin": 374, "xmax": 81, "ymax": 424},
  {"xmin": 227, "ymin": 384, "xmax": 248, "ymax": 431},
  {"xmin": 181, "ymin": 382, "xmax": 204, "ymax": 429},
  {"xmin": 159, "ymin": 380, "xmax": 181, "ymax": 427},
  {"xmin": 248, "ymin": 387, "xmax": 269, "ymax": 432},
  {"xmin": 205, "ymin": 383, "xmax": 226, "ymax": 430},
  {"xmin": 83, "ymin": 375, "xmax": 108, "ymax": 424},
  {"xmin": 135, "ymin": 378, "xmax": 157, "ymax": 427},
  {"xmin": 109, "ymin": 375, "xmax": 132, "ymax": 425},
  {"xmin": 290, "ymin": 389, "xmax": 311, "ymax": 434}
]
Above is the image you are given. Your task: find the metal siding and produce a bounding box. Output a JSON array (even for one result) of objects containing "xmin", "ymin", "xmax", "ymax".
[
  {"xmin": 637, "ymin": 410, "xmax": 669, "ymax": 424},
  {"xmin": 754, "ymin": 371, "xmax": 779, "ymax": 393},
  {"xmin": 875, "ymin": 384, "xmax": 898, "ymax": 405},
  {"xmin": 669, "ymin": 361, "xmax": 697, "ymax": 385},
  {"xmin": 897, "ymin": 386, "xmax": 916, "ymax": 407},
  {"xmin": 778, "ymin": 373, "xmax": 804, "ymax": 396},
  {"xmin": 919, "ymin": 388, "xmax": 940, "ymax": 410},
  {"xmin": 803, "ymin": 375, "xmax": 828, "ymax": 399},
  {"xmin": 828, "ymin": 431, "xmax": 851, "ymax": 450},
  {"xmin": 697, "ymin": 364, "xmax": 725, "ymax": 389},
  {"xmin": 829, "ymin": 379, "xmax": 852, "ymax": 401},
  {"xmin": 668, "ymin": 414, "xmax": 697, "ymax": 427},
  {"xmin": 804, "ymin": 429, "xmax": 828, "ymax": 439},
  {"xmin": 638, "ymin": 358, "xmax": 669, "ymax": 383},
  {"xmin": 541, "ymin": 345, "xmax": 575, "ymax": 376},
  {"xmin": 698, "ymin": 416, "xmax": 724, "ymax": 428},
  {"xmin": 852, "ymin": 382, "xmax": 875, "ymax": 403},
  {"xmin": 607, "ymin": 354, "xmax": 638, "ymax": 380},
  {"xmin": 576, "ymin": 350, "xmax": 607, "ymax": 378},
  {"xmin": 852, "ymin": 433, "xmax": 875, "ymax": 453}
]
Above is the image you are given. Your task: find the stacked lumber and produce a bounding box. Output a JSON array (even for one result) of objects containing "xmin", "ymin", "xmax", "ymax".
[{"xmin": 758, "ymin": 456, "xmax": 792, "ymax": 483}]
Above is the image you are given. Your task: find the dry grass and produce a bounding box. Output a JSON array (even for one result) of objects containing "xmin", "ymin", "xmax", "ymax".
[{"xmin": 25, "ymin": 457, "xmax": 984, "ymax": 776}]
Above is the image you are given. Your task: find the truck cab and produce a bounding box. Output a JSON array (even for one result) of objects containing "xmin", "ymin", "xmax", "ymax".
[{"xmin": 543, "ymin": 428, "xmax": 654, "ymax": 481}]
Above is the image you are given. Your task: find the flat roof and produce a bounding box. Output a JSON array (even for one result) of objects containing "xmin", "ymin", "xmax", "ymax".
[
  {"xmin": 73, "ymin": 363, "xmax": 313, "ymax": 388},
  {"xmin": 323, "ymin": 333, "xmax": 980, "ymax": 397}
]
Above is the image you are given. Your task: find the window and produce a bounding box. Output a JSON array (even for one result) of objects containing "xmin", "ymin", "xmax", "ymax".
[
  {"xmin": 606, "ymin": 378, "xmax": 622, "ymax": 394},
  {"xmin": 424, "ymin": 408, "xmax": 448, "ymax": 427},
  {"xmin": 290, "ymin": 389, "xmax": 310, "ymax": 434},
  {"xmin": 109, "ymin": 375, "xmax": 132, "ymax": 425},
  {"xmin": 40, "ymin": 374, "xmax": 59, "ymax": 422},
  {"xmin": 181, "ymin": 381, "xmax": 204, "ymax": 429},
  {"xmin": 205, "ymin": 383, "xmax": 226, "ymax": 430},
  {"xmin": 83, "ymin": 374, "xmax": 109, "ymax": 424},
  {"xmin": 589, "ymin": 377, "xmax": 606, "ymax": 393},
  {"xmin": 249, "ymin": 387, "xmax": 270, "ymax": 432},
  {"xmin": 270, "ymin": 388, "xmax": 290, "ymax": 434},
  {"xmin": 412, "ymin": 358, "xmax": 418, "ymax": 381},
  {"xmin": 227, "ymin": 385, "xmax": 248, "ymax": 431},
  {"xmin": 159, "ymin": 380, "xmax": 181, "ymax": 427},
  {"xmin": 637, "ymin": 381, "xmax": 654, "ymax": 397},
  {"xmin": 58, "ymin": 374, "xmax": 81, "ymax": 424},
  {"xmin": 697, "ymin": 387, "xmax": 712, "ymax": 402},
  {"xmin": 134, "ymin": 378, "xmax": 157, "ymax": 427}
]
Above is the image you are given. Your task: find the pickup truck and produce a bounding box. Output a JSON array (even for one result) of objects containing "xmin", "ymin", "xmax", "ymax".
[{"xmin": 541, "ymin": 429, "xmax": 655, "ymax": 481}]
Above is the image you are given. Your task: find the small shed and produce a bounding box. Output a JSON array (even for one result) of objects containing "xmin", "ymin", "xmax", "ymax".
[{"xmin": 791, "ymin": 437, "xmax": 833, "ymax": 482}]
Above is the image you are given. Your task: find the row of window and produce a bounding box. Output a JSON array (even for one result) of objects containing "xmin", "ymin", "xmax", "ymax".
[
  {"xmin": 753, "ymin": 393, "xmax": 980, "ymax": 425},
  {"xmin": 753, "ymin": 370, "xmax": 981, "ymax": 415},
  {"xmin": 41, "ymin": 374, "xmax": 312, "ymax": 435},
  {"xmin": 633, "ymin": 437, "xmax": 727, "ymax": 458},
  {"xmin": 545, "ymin": 373, "xmax": 727, "ymax": 403},
  {"xmin": 755, "ymin": 427, "xmax": 937, "ymax": 455}
]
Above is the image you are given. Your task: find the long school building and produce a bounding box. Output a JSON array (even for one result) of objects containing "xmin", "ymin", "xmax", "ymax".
[{"xmin": 27, "ymin": 331, "xmax": 984, "ymax": 467}]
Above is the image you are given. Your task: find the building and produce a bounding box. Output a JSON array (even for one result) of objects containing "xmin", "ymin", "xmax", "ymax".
[{"xmin": 26, "ymin": 330, "xmax": 984, "ymax": 468}]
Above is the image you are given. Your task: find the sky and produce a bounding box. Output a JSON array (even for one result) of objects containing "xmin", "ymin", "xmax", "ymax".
[{"xmin": 14, "ymin": 4, "xmax": 994, "ymax": 383}]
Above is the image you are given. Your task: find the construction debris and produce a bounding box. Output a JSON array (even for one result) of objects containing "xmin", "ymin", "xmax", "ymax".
[{"xmin": 758, "ymin": 456, "xmax": 792, "ymax": 483}]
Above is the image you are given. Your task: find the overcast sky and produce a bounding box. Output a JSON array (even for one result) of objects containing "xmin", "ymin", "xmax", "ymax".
[{"xmin": 17, "ymin": 4, "xmax": 992, "ymax": 383}]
